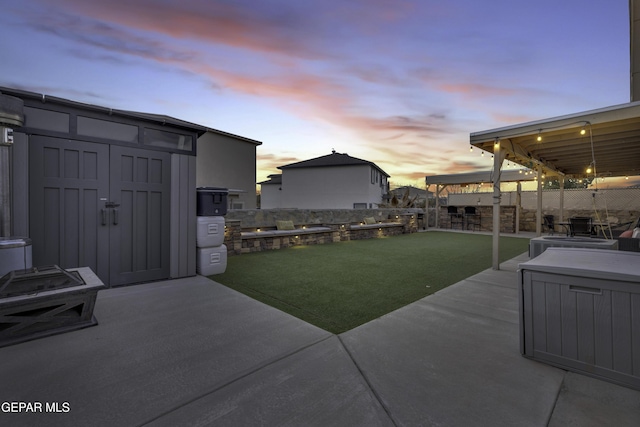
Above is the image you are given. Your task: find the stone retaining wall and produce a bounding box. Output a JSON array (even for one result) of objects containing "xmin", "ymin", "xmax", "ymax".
[
  {"xmin": 224, "ymin": 208, "xmax": 424, "ymax": 228},
  {"xmin": 223, "ymin": 212, "xmax": 419, "ymax": 255}
]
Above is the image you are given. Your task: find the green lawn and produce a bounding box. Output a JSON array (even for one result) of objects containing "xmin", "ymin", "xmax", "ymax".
[{"xmin": 211, "ymin": 231, "xmax": 529, "ymax": 334}]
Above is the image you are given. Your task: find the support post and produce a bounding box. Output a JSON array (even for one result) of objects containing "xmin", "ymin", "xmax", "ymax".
[
  {"xmin": 492, "ymin": 144, "xmax": 505, "ymax": 270},
  {"xmin": 559, "ymin": 177, "xmax": 565, "ymax": 222},
  {"xmin": 515, "ymin": 181, "xmax": 522, "ymax": 235},
  {"xmin": 536, "ymin": 165, "xmax": 543, "ymax": 236}
]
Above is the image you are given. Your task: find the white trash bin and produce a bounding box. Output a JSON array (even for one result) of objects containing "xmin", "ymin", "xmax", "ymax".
[{"xmin": 0, "ymin": 237, "xmax": 32, "ymax": 277}]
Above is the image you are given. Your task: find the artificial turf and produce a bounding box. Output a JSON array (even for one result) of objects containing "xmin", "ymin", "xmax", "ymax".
[{"xmin": 211, "ymin": 231, "xmax": 529, "ymax": 334}]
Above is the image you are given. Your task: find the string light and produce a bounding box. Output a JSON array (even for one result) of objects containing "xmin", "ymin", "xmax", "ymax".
[
  {"xmin": 580, "ymin": 127, "xmax": 586, "ymax": 135},
  {"xmin": 469, "ymin": 146, "xmax": 473, "ymax": 152},
  {"xmin": 536, "ymin": 130, "xmax": 542, "ymax": 142}
]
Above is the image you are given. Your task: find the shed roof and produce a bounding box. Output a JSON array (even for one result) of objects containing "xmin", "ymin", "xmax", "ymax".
[
  {"xmin": 278, "ymin": 152, "xmax": 389, "ymax": 177},
  {"xmin": 0, "ymin": 86, "xmax": 208, "ymax": 135},
  {"xmin": 470, "ymin": 101, "xmax": 640, "ymax": 178}
]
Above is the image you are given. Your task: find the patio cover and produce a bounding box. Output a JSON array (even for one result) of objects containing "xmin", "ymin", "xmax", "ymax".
[
  {"xmin": 469, "ymin": 101, "xmax": 640, "ymax": 269},
  {"xmin": 425, "ymin": 170, "xmax": 536, "ymax": 233}
]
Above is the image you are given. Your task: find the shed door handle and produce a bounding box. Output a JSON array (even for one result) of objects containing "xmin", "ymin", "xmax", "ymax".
[
  {"xmin": 101, "ymin": 209, "xmax": 107, "ymax": 226},
  {"xmin": 112, "ymin": 208, "xmax": 119, "ymax": 225}
]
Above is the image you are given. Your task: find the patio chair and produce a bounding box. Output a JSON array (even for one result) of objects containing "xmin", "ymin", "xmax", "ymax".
[
  {"xmin": 542, "ymin": 215, "xmax": 555, "ymax": 235},
  {"xmin": 569, "ymin": 216, "xmax": 593, "ymax": 237},
  {"xmin": 464, "ymin": 206, "xmax": 481, "ymax": 231},
  {"xmin": 447, "ymin": 206, "xmax": 463, "ymax": 229}
]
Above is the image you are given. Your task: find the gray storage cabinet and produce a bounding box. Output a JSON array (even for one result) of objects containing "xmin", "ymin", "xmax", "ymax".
[
  {"xmin": 529, "ymin": 236, "xmax": 618, "ymax": 258},
  {"xmin": 519, "ymin": 247, "xmax": 640, "ymax": 390}
]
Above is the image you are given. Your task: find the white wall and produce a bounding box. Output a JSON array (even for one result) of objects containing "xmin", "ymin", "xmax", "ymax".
[
  {"xmin": 280, "ymin": 165, "xmax": 386, "ymax": 209},
  {"xmin": 196, "ymin": 132, "xmax": 259, "ymax": 209},
  {"xmin": 260, "ymin": 183, "xmax": 281, "ymax": 209}
]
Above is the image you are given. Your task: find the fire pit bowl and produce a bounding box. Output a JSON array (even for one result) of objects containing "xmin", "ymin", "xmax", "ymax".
[{"xmin": 0, "ymin": 265, "xmax": 106, "ymax": 348}]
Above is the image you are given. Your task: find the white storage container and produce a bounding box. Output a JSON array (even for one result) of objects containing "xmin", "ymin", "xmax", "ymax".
[
  {"xmin": 196, "ymin": 245, "xmax": 227, "ymax": 276},
  {"xmin": 519, "ymin": 247, "xmax": 640, "ymax": 391},
  {"xmin": 0, "ymin": 237, "xmax": 32, "ymax": 277},
  {"xmin": 196, "ymin": 216, "xmax": 225, "ymax": 248}
]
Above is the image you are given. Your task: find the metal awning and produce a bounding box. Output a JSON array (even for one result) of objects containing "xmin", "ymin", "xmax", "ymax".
[
  {"xmin": 469, "ymin": 101, "xmax": 640, "ymax": 270},
  {"xmin": 426, "ymin": 169, "xmax": 536, "ymax": 185},
  {"xmin": 470, "ymin": 101, "xmax": 640, "ymax": 178}
]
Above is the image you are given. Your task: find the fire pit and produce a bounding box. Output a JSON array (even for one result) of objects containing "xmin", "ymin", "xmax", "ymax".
[{"xmin": 0, "ymin": 265, "xmax": 105, "ymax": 348}]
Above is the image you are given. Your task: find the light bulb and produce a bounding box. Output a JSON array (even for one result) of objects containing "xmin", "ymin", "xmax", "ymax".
[
  {"xmin": 586, "ymin": 167, "xmax": 592, "ymax": 174},
  {"xmin": 580, "ymin": 128, "xmax": 586, "ymax": 135},
  {"xmin": 469, "ymin": 146, "xmax": 473, "ymax": 152},
  {"xmin": 536, "ymin": 130, "xmax": 542, "ymax": 142}
]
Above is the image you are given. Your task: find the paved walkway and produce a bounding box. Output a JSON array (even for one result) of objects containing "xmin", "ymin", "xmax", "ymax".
[{"xmin": 1, "ymin": 253, "xmax": 639, "ymax": 426}]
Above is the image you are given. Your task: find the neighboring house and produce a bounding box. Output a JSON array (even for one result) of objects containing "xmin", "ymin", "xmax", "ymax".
[
  {"xmin": 262, "ymin": 151, "xmax": 389, "ymax": 209},
  {"xmin": 258, "ymin": 174, "xmax": 282, "ymax": 209},
  {"xmin": 196, "ymin": 129, "xmax": 262, "ymax": 210}
]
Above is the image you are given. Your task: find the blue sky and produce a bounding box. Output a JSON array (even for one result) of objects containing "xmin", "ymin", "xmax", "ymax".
[{"xmin": 0, "ymin": 0, "xmax": 630, "ymax": 187}]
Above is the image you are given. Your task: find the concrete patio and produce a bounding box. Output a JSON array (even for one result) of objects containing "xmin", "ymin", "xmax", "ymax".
[{"xmin": 1, "ymin": 251, "xmax": 639, "ymax": 426}]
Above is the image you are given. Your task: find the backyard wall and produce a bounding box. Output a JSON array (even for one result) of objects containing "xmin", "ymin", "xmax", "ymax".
[
  {"xmin": 224, "ymin": 208, "xmax": 424, "ymax": 228},
  {"xmin": 223, "ymin": 208, "xmax": 421, "ymax": 255}
]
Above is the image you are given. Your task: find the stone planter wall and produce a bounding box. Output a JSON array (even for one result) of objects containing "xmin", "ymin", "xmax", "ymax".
[{"xmin": 223, "ymin": 210, "xmax": 419, "ymax": 256}]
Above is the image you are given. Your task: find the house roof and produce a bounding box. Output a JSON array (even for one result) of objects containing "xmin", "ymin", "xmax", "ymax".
[
  {"xmin": 258, "ymin": 174, "xmax": 282, "ymax": 185},
  {"xmin": 203, "ymin": 127, "xmax": 262, "ymax": 145},
  {"xmin": 470, "ymin": 101, "xmax": 640, "ymax": 178},
  {"xmin": 278, "ymin": 152, "xmax": 389, "ymax": 177}
]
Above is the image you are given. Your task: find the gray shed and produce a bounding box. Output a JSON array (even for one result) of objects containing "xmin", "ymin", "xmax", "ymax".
[{"xmin": 0, "ymin": 87, "xmax": 206, "ymax": 286}]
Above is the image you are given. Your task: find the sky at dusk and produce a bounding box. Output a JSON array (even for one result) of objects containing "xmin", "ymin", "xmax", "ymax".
[{"xmin": 0, "ymin": 0, "xmax": 631, "ymax": 188}]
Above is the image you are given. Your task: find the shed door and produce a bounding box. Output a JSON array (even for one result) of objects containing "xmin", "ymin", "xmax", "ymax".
[
  {"xmin": 109, "ymin": 146, "xmax": 171, "ymax": 286},
  {"xmin": 30, "ymin": 136, "xmax": 171, "ymax": 286}
]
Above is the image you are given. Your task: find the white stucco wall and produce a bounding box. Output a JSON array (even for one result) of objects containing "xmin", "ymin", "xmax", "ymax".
[
  {"xmin": 279, "ymin": 165, "xmax": 386, "ymax": 209},
  {"xmin": 260, "ymin": 183, "xmax": 282, "ymax": 209},
  {"xmin": 196, "ymin": 131, "xmax": 259, "ymax": 209}
]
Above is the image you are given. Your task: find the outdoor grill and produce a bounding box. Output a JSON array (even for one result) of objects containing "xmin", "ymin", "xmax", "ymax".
[{"xmin": 0, "ymin": 265, "xmax": 105, "ymax": 348}]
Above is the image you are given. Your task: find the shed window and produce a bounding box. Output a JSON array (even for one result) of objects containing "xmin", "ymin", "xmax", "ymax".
[
  {"xmin": 77, "ymin": 116, "xmax": 139, "ymax": 142},
  {"xmin": 144, "ymin": 128, "xmax": 193, "ymax": 151},
  {"xmin": 24, "ymin": 107, "xmax": 69, "ymax": 133}
]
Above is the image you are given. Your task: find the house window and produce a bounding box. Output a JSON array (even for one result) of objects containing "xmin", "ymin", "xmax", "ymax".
[
  {"xmin": 353, "ymin": 203, "xmax": 367, "ymax": 209},
  {"xmin": 230, "ymin": 201, "xmax": 244, "ymax": 210}
]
